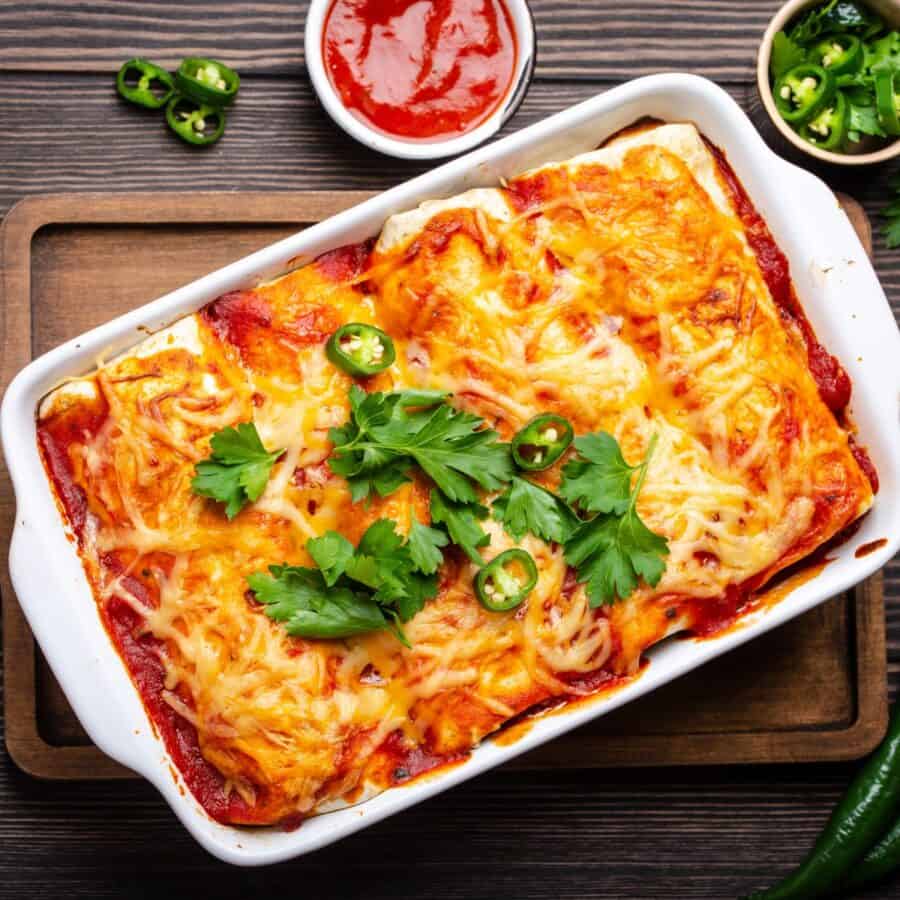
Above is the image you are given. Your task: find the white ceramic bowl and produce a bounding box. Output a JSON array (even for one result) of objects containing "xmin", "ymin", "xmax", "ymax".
[
  {"xmin": 758, "ymin": 0, "xmax": 900, "ymax": 165},
  {"xmin": 3, "ymin": 74, "xmax": 900, "ymax": 866},
  {"xmin": 304, "ymin": 0, "xmax": 536, "ymax": 160}
]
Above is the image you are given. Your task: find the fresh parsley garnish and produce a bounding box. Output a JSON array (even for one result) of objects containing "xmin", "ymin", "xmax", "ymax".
[
  {"xmin": 247, "ymin": 565, "xmax": 387, "ymax": 640},
  {"xmin": 789, "ymin": 0, "xmax": 883, "ymax": 45},
  {"xmin": 307, "ymin": 530, "xmax": 355, "ymax": 587},
  {"xmin": 561, "ymin": 434, "xmax": 669, "ymax": 607},
  {"xmin": 328, "ymin": 386, "xmax": 513, "ymax": 504},
  {"xmin": 191, "ymin": 422, "xmax": 281, "ymax": 519},
  {"xmin": 559, "ymin": 431, "xmax": 637, "ymax": 516},
  {"xmin": 492, "ymin": 476, "xmax": 579, "ymax": 544},
  {"xmin": 429, "ymin": 489, "xmax": 490, "ymax": 565},
  {"xmin": 407, "ymin": 519, "xmax": 449, "ymax": 575},
  {"xmin": 770, "ymin": 31, "xmax": 807, "ymax": 80},
  {"xmin": 342, "ymin": 519, "xmax": 437, "ymax": 622},
  {"xmin": 882, "ymin": 173, "xmax": 900, "ymax": 249},
  {"xmin": 248, "ymin": 518, "xmax": 439, "ymax": 644},
  {"xmin": 845, "ymin": 87, "xmax": 885, "ymax": 142}
]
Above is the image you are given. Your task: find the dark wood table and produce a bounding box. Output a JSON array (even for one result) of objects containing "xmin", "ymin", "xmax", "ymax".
[{"xmin": 1, "ymin": 2, "xmax": 899, "ymax": 897}]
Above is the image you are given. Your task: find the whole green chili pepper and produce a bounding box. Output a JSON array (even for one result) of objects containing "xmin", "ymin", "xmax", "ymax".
[
  {"xmin": 840, "ymin": 812, "xmax": 900, "ymax": 893},
  {"xmin": 745, "ymin": 704, "xmax": 900, "ymax": 899}
]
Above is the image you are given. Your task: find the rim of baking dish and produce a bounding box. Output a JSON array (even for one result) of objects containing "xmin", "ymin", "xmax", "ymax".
[{"xmin": 3, "ymin": 74, "xmax": 899, "ymax": 866}]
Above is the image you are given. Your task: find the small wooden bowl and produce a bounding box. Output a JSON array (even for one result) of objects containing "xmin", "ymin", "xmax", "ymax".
[{"xmin": 757, "ymin": 0, "xmax": 900, "ymax": 165}]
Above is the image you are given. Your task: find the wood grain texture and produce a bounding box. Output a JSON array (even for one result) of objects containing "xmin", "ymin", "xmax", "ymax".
[
  {"xmin": 1, "ymin": 1, "xmax": 899, "ymax": 896},
  {"xmin": 1, "ymin": 74, "xmax": 898, "ymax": 306},
  {"xmin": 2, "ymin": 192, "xmax": 886, "ymax": 780},
  {"xmin": 0, "ymin": 0, "xmax": 778, "ymax": 79}
]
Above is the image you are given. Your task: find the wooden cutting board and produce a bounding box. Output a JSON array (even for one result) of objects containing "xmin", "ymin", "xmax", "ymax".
[{"xmin": 0, "ymin": 191, "xmax": 886, "ymax": 779}]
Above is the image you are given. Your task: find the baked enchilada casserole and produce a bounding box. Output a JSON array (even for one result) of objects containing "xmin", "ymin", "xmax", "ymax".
[{"xmin": 36, "ymin": 123, "xmax": 876, "ymax": 826}]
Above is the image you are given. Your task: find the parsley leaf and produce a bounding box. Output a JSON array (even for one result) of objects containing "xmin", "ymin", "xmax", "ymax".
[
  {"xmin": 430, "ymin": 489, "xmax": 490, "ymax": 565},
  {"xmin": 407, "ymin": 519, "xmax": 449, "ymax": 575},
  {"xmin": 562, "ymin": 434, "xmax": 669, "ymax": 607},
  {"xmin": 865, "ymin": 29, "xmax": 900, "ymax": 71},
  {"xmin": 847, "ymin": 94, "xmax": 885, "ymax": 141},
  {"xmin": 770, "ymin": 31, "xmax": 807, "ymax": 81},
  {"xmin": 790, "ymin": 0, "xmax": 883, "ymax": 45},
  {"xmin": 329, "ymin": 386, "xmax": 513, "ymax": 504},
  {"xmin": 192, "ymin": 422, "xmax": 281, "ymax": 519},
  {"xmin": 247, "ymin": 565, "xmax": 386, "ymax": 639},
  {"xmin": 882, "ymin": 170, "xmax": 900, "ymax": 249},
  {"xmin": 306, "ymin": 531, "xmax": 354, "ymax": 587},
  {"xmin": 344, "ymin": 519, "xmax": 438, "ymax": 619},
  {"xmin": 883, "ymin": 213, "xmax": 900, "ymax": 249},
  {"xmin": 248, "ymin": 519, "xmax": 439, "ymax": 643},
  {"xmin": 559, "ymin": 432, "xmax": 637, "ymax": 516},
  {"xmin": 492, "ymin": 477, "xmax": 580, "ymax": 544}
]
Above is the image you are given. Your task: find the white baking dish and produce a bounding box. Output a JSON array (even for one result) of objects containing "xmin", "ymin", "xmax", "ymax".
[{"xmin": 3, "ymin": 74, "xmax": 899, "ymax": 867}]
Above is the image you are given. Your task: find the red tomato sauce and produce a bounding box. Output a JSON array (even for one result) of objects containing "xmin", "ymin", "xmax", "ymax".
[
  {"xmin": 37, "ymin": 408, "xmax": 265, "ymax": 825},
  {"xmin": 322, "ymin": 0, "xmax": 518, "ymax": 141},
  {"xmin": 704, "ymin": 142, "xmax": 855, "ymax": 413},
  {"xmin": 705, "ymin": 139, "xmax": 879, "ymax": 496}
]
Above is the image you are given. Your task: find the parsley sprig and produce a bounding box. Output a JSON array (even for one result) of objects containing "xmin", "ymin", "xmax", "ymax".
[
  {"xmin": 191, "ymin": 422, "xmax": 281, "ymax": 520},
  {"xmin": 882, "ymin": 172, "xmax": 900, "ymax": 249},
  {"xmin": 247, "ymin": 519, "xmax": 439, "ymax": 644},
  {"xmin": 559, "ymin": 432, "xmax": 640, "ymax": 516},
  {"xmin": 492, "ymin": 476, "xmax": 579, "ymax": 544},
  {"xmin": 430, "ymin": 489, "xmax": 490, "ymax": 565},
  {"xmin": 328, "ymin": 386, "xmax": 513, "ymax": 503},
  {"xmin": 328, "ymin": 386, "xmax": 512, "ymax": 560},
  {"xmin": 560, "ymin": 434, "xmax": 669, "ymax": 607}
]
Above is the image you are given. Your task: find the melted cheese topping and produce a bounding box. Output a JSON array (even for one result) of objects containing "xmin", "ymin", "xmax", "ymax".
[{"xmin": 37, "ymin": 123, "xmax": 873, "ymax": 825}]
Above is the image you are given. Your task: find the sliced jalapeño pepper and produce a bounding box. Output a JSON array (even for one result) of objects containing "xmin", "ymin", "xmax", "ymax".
[
  {"xmin": 774, "ymin": 64, "xmax": 835, "ymax": 125},
  {"xmin": 165, "ymin": 96, "xmax": 226, "ymax": 146},
  {"xmin": 800, "ymin": 90, "xmax": 849, "ymax": 151},
  {"xmin": 326, "ymin": 324, "xmax": 396, "ymax": 376},
  {"xmin": 116, "ymin": 58, "xmax": 175, "ymax": 109},
  {"xmin": 875, "ymin": 67, "xmax": 900, "ymax": 136},
  {"xmin": 175, "ymin": 57, "xmax": 240, "ymax": 108},
  {"xmin": 511, "ymin": 414, "xmax": 574, "ymax": 471},
  {"xmin": 475, "ymin": 549, "xmax": 538, "ymax": 612},
  {"xmin": 812, "ymin": 35, "xmax": 863, "ymax": 76}
]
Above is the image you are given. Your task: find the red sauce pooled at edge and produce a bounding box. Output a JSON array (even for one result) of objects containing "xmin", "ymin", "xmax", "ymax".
[
  {"xmin": 37, "ymin": 411, "xmax": 264, "ymax": 825},
  {"xmin": 322, "ymin": 0, "xmax": 518, "ymax": 140},
  {"xmin": 704, "ymin": 140, "xmax": 855, "ymax": 417}
]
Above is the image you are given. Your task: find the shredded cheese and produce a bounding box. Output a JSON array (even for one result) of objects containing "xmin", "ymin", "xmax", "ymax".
[{"xmin": 36, "ymin": 122, "xmax": 873, "ymax": 826}]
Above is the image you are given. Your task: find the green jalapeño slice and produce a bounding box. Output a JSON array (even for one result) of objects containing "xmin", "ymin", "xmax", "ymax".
[
  {"xmin": 774, "ymin": 64, "xmax": 835, "ymax": 125},
  {"xmin": 812, "ymin": 35, "xmax": 863, "ymax": 76},
  {"xmin": 800, "ymin": 90, "xmax": 849, "ymax": 151},
  {"xmin": 175, "ymin": 57, "xmax": 240, "ymax": 108},
  {"xmin": 165, "ymin": 96, "xmax": 226, "ymax": 145},
  {"xmin": 326, "ymin": 324, "xmax": 396, "ymax": 376},
  {"xmin": 475, "ymin": 549, "xmax": 538, "ymax": 612},
  {"xmin": 511, "ymin": 413, "xmax": 574, "ymax": 471},
  {"xmin": 116, "ymin": 58, "xmax": 175, "ymax": 109},
  {"xmin": 875, "ymin": 67, "xmax": 900, "ymax": 137}
]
